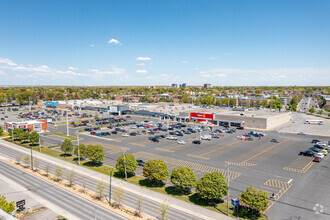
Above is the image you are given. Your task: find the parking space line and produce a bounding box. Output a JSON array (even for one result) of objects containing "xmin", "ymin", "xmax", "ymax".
[
  {"xmin": 283, "ymin": 157, "xmax": 315, "ymax": 173},
  {"xmin": 133, "ymin": 152, "xmax": 241, "ymax": 182},
  {"xmin": 129, "ymin": 142, "xmax": 146, "ymax": 147}
]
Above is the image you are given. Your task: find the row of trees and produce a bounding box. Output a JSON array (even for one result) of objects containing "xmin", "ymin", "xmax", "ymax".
[
  {"xmin": 9, "ymin": 129, "xmax": 39, "ymax": 144},
  {"xmin": 61, "ymin": 140, "xmax": 104, "ymax": 164},
  {"xmin": 115, "ymin": 154, "xmax": 270, "ymax": 214}
]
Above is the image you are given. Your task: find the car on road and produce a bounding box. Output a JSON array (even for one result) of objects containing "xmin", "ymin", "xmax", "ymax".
[
  {"xmin": 166, "ymin": 136, "xmax": 177, "ymax": 140},
  {"xmin": 297, "ymin": 132, "xmax": 305, "ymax": 135},
  {"xmin": 136, "ymin": 160, "xmax": 145, "ymax": 166},
  {"xmin": 299, "ymin": 150, "xmax": 315, "ymax": 157},
  {"xmin": 271, "ymin": 139, "xmax": 280, "ymax": 143},
  {"xmin": 314, "ymin": 156, "xmax": 322, "ymax": 162},
  {"xmin": 192, "ymin": 140, "xmax": 201, "ymax": 144},
  {"xmin": 311, "ymin": 139, "xmax": 321, "ymax": 143},
  {"xmin": 178, "ymin": 140, "xmax": 186, "ymax": 144},
  {"xmin": 122, "ymin": 133, "xmax": 129, "ymax": 137}
]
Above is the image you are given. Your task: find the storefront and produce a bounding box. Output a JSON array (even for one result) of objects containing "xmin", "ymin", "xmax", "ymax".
[{"xmin": 190, "ymin": 112, "xmax": 214, "ymax": 124}]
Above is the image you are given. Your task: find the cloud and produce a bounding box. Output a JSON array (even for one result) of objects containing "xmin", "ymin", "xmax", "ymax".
[
  {"xmin": 136, "ymin": 63, "xmax": 146, "ymax": 66},
  {"xmin": 0, "ymin": 70, "xmax": 5, "ymax": 75},
  {"xmin": 107, "ymin": 38, "xmax": 122, "ymax": 45},
  {"xmin": 68, "ymin": 66, "xmax": 78, "ymax": 70},
  {"xmin": 136, "ymin": 57, "xmax": 151, "ymax": 61},
  {"xmin": 181, "ymin": 61, "xmax": 188, "ymax": 64},
  {"xmin": 136, "ymin": 70, "xmax": 147, "ymax": 74},
  {"xmin": 0, "ymin": 58, "xmax": 17, "ymax": 66},
  {"xmin": 89, "ymin": 65, "xmax": 125, "ymax": 75},
  {"xmin": 207, "ymin": 56, "xmax": 218, "ymax": 60},
  {"xmin": 90, "ymin": 44, "xmax": 95, "ymax": 47}
]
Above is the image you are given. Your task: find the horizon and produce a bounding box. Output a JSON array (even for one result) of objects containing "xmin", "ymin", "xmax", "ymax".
[{"xmin": 1, "ymin": 0, "xmax": 329, "ymax": 86}]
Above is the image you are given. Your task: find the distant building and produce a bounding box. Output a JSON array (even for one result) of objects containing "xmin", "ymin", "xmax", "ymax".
[
  {"xmin": 5, "ymin": 120, "xmax": 48, "ymax": 132},
  {"xmin": 181, "ymin": 83, "xmax": 187, "ymax": 88},
  {"xmin": 204, "ymin": 84, "xmax": 211, "ymax": 88},
  {"xmin": 172, "ymin": 84, "xmax": 178, "ymax": 88},
  {"xmin": 279, "ymin": 97, "xmax": 292, "ymax": 106}
]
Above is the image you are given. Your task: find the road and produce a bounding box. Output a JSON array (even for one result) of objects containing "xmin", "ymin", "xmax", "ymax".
[
  {"xmin": 0, "ymin": 142, "xmax": 226, "ymax": 220},
  {"xmin": 0, "ymin": 159, "xmax": 127, "ymax": 220}
]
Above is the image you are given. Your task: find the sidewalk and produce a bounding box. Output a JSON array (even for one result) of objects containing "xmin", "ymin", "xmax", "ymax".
[{"xmin": 0, "ymin": 140, "xmax": 233, "ymax": 220}]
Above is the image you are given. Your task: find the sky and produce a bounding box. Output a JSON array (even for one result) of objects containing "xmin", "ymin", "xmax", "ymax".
[{"xmin": 0, "ymin": 0, "xmax": 330, "ymax": 86}]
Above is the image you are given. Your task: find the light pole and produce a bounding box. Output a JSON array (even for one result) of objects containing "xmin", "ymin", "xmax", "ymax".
[
  {"xmin": 77, "ymin": 132, "xmax": 80, "ymax": 165},
  {"xmin": 30, "ymin": 144, "xmax": 34, "ymax": 170},
  {"xmin": 123, "ymin": 149, "xmax": 127, "ymax": 181},
  {"xmin": 38, "ymin": 132, "xmax": 41, "ymax": 152},
  {"xmin": 109, "ymin": 168, "xmax": 113, "ymax": 205},
  {"xmin": 11, "ymin": 128, "xmax": 13, "ymax": 143},
  {"xmin": 66, "ymin": 110, "xmax": 69, "ymax": 136},
  {"xmin": 226, "ymin": 162, "xmax": 230, "ymax": 216}
]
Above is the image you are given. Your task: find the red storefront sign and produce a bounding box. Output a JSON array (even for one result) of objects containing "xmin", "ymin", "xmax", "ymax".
[{"xmin": 190, "ymin": 112, "xmax": 214, "ymax": 123}]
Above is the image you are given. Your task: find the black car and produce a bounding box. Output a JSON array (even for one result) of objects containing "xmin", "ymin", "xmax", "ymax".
[
  {"xmin": 246, "ymin": 137, "xmax": 253, "ymax": 141},
  {"xmin": 271, "ymin": 139, "xmax": 280, "ymax": 143},
  {"xmin": 151, "ymin": 137, "xmax": 159, "ymax": 142},
  {"xmin": 192, "ymin": 140, "xmax": 201, "ymax": 144},
  {"xmin": 310, "ymin": 147, "xmax": 321, "ymax": 153},
  {"xmin": 130, "ymin": 132, "xmax": 137, "ymax": 136},
  {"xmin": 313, "ymin": 145, "xmax": 324, "ymax": 150},
  {"xmin": 111, "ymin": 131, "xmax": 118, "ymax": 134},
  {"xmin": 299, "ymin": 150, "xmax": 315, "ymax": 157},
  {"xmin": 136, "ymin": 160, "xmax": 145, "ymax": 166},
  {"xmin": 311, "ymin": 139, "xmax": 320, "ymax": 143},
  {"xmin": 84, "ymin": 128, "xmax": 92, "ymax": 131}
]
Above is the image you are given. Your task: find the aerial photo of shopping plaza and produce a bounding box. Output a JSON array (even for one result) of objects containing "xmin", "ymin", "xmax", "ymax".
[{"xmin": 0, "ymin": 1, "xmax": 330, "ymax": 220}]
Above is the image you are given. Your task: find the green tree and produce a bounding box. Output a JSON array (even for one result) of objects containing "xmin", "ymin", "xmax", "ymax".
[
  {"xmin": 0, "ymin": 126, "xmax": 3, "ymax": 135},
  {"xmin": 74, "ymin": 144, "xmax": 86, "ymax": 158},
  {"xmin": 309, "ymin": 107, "xmax": 315, "ymax": 113},
  {"xmin": 143, "ymin": 160, "xmax": 169, "ymax": 183},
  {"xmin": 85, "ymin": 145, "xmax": 104, "ymax": 163},
  {"xmin": 116, "ymin": 154, "xmax": 138, "ymax": 173},
  {"xmin": 13, "ymin": 128, "xmax": 22, "ymax": 141},
  {"xmin": 61, "ymin": 139, "xmax": 73, "ymax": 155},
  {"xmin": 319, "ymin": 109, "xmax": 323, "ymax": 115},
  {"xmin": 29, "ymin": 131, "xmax": 39, "ymax": 145},
  {"xmin": 196, "ymin": 172, "xmax": 227, "ymax": 200},
  {"xmin": 170, "ymin": 167, "xmax": 197, "ymax": 193},
  {"xmin": 0, "ymin": 195, "xmax": 15, "ymax": 214},
  {"xmin": 240, "ymin": 186, "xmax": 269, "ymax": 213},
  {"xmin": 19, "ymin": 131, "xmax": 30, "ymax": 142}
]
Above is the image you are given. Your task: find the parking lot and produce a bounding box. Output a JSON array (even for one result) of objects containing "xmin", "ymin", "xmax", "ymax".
[{"xmin": 2, "ymin": 107, "xmax": 330, "ymax": 219}]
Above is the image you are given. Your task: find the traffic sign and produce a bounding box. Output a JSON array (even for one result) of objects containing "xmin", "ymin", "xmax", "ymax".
[{"xmin": 16, "ymin": 200, "xmax": 25, "ymax": 207}]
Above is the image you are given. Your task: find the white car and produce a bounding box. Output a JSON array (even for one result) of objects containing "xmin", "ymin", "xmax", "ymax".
[
  {"xmin": 130, "ymin": 126, "xmax": 137, "ymax": 129},
  {"xmin": 201, "ymin": 135, "xmax": 211, "ymax": 140},
  {"xmin": 178, "ymin": 140, "xmax": 186, "ymax": 144},
  {"xmin": 122, "ymin": 133, "xmax": 129, "ymax": 137},
  {"xmin": 166, "ymin": 136, "xmax": 177, "ymax": 140},
  {"xmin": 316, "ymin": 142, "xmax": 326, "ymax": 147},
  {"xmin": 317, "ymin": 153, "xmax": 325, "ymax": 159}
]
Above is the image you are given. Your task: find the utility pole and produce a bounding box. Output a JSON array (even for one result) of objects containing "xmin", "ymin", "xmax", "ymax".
[
  {"xmin": 123, "ymin": 150, "xmax": 127, "ymax": 181},
  {"xmin": 66, "ymin": 110, "xmax": 69, "ymax": 136},
  {"xmin": 11, "ymin": 129, "xmax": 13, "ymax": 143},
  {"xmin": 30, "ymin": 145, "xmax": 34, "ymax": 170},
  {"xmin": 226, "ymin": 162, "xmax": 230, "ymax": 216},
  {"xmin": 77, "ymin": 132, "xmax": 80, "ymax": 165},
  {"xmin": 109, "ymin": 168, "xmax": 113, "ymax": 205},
  {"xmin": 39, "ymin": 132, "xmax": 41, "ymax": 152}
]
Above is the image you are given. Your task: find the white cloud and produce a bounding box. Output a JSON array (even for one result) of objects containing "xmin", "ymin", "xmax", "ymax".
[
  {"xmin": 0, "ymin": 70, "xmax": 5, "ymax": 75},
  {"xmin": 181, "ymin": 61, "xmax": 188, "ymax": 64},
  {"xmin": 107, "ymin": 38, "xmax": 122, "ymax": 45},
  {"xmin": 136, "ymin": 63, "xmax": 146, "ymax": 66},
  {"xmin": 0, "ymin": 58, "xmax": 17, "ymax": 66},
  {"xmin": 89, "ymin": 65, "xmax": 126, "ymax": 75},
  {"xmin": 68, "ymin": 66, "xmax": 78, "ymax": 70},
  {"xmin": 90, "ymin": 44, "xmax": 95, "ymax": 47},
  {"xmin": 136, "ymin": 57, "xmax": 151, "ymax": 61},
  {"xmin": 207, "ymin": 56, "xmax": 218, "ymax": 60},
  {"xmin": 136, "ymin": 70, "xmax": 147, "ymax": 74}
]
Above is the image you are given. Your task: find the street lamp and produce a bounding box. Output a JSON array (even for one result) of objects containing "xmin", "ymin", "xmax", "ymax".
[
  {"xmin": 77, "ymin": 132, "xmax": 80, "ymax": 165},
  {"xmin": 225, "ymin": 162, "xmax": 230, "ymax": 216},
  {"xmin": 123, "ymin": 150, "xmax": 127, "ymax": 181}
]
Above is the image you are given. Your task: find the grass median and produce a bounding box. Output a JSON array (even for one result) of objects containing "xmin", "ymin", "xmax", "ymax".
[
  {"xmin": 43, "ymin": 132, "xmax": 82, "ymax": 141},
  {"xmin": 4, "ymin": 137, "xmax": 265, "ymax": 219}
]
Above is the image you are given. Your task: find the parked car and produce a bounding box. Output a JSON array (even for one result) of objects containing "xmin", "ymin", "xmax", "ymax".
[
  {"xmin": 299, "ymin": 150, "xmax": 315, "ymax": 157},
  {"xmin": 136, "ymin": 160, "xmax": 145, "ymax": 166},
  {"xmin": 90, "ymin": 131, "xmax": 96, "ymax": 135},
  {"xmin": 178, "ymin": 140, "xmax": 186, "ymax": 144},
  {"xmin": 246, "ymin": 137, "xmax": 253, "ymax": 141},
  {"xmin": 313, "ymin": 156, "xmax": 322, "ymax": 162},
  {"xmin": 321, "ymin": 149, "xmax": 328, "ymax": 156},
  {"xmin": 271, "ymin": 139, "xmax": 280, "ymax": 143},
  {"xmin": 236, "ymin": 127, "xmax": 244, "ymax": 130},
  {"xmin": 211, "ymin": 134, "xmax": 219, "ymax": 138},
  {"xmin": 201, "ymin": 135, "xmax": 211, "ymax": 140},
  {"xmin": 151, "ymin": 137, "xmax": 159, "ymax": 142},
  {"xmin": 310, "ymin": 147, "xmax": 321, "ymax": 153},
  {"xmin": 166, "ymin": 136, "xmax": 177, "ymax": 140},
  {"xmin": 96, "ymin": 133, "xmax": 102, "ymax": 137},
  {"xmin": 297, "ymin": 132, "xmax": 305, "ymax": 135},
  {"xmin": 129, "ymin": 132, "xmax": 137, "ymax": 136},
  {"xmin": 311, "ymin": 139, "xmax": 321, "ymax": 143},
  {"xmin": 111, "ymin": 131, "xmax": 117, "ymax": 134},
  {"xmin": 192, "ymin": 140, "xmax": 201, "ymax": 144},
  {"xmin": 122, "ymin": 133, "xmax": 129, "ymax": 137},
  {"xmin": 317, "ymin": 152, "xmax": 325, "ymax": 159}
]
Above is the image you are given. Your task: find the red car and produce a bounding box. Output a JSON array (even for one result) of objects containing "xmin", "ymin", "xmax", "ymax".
[
  {"xmin": 90, "ymin": 131, "xmax": 96, "ymax": 135},
  {"xmin": 237, "ymin": 127, "xmax": 244, "ymax": 130},
  {"xmin": 313, "ymin": 156, "xmax": 321, "ymax": 162}
]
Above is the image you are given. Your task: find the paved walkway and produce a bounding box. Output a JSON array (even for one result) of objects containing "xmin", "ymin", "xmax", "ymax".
[{"xmin": 0, "ymin": 140, "xmax": 233, "ymax": 220}]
